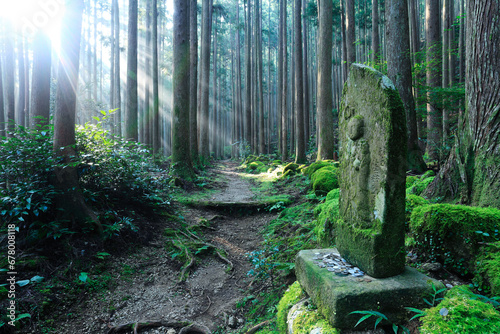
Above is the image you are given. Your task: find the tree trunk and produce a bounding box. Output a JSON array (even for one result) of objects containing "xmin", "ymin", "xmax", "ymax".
[
  {"xmin": 53, "ymin": 0, "xmax": 100, "ymax": 231},
  {"xmin": 345, "ymin": 0, "xmax": 356, "ymax": 67},
  {"xmin": 189, "ymin": 0, "xmax": 199, "ymax": 164},
  {"xmin": 425, "ymin": 0, "xmax": 441, "ymax": 162},
  {"xmin": 425, "ymin": 0, "xmax": 500, "ymax": 209},
  {"xmin": 442, "ymin": 0, "xmax": 450, "ymax": 143},
  {"xmin": 17, "ymin": 33, "xmax": 26, "ymax": 127},
  {"xmin": 0, "ymin": 55, "xmax": 4, "ymax": 138},
  {"xmin": 316, "ymin": 0, "xmax": 334, "ymax": 160},
  {"xmin": 295, "ymin": 0, "xmax": 306, "ymax": 164},
  {"xmin": 212, "ymin": 16, "xmax": 218, "ymax": 158},
  {"xmin": 113, "ymin": 0, "xmax": 122, "ymax": 136},
  {"xmin": 302, "ymin": 0, "xmax": 310, "ymax": 148},
  {"xmin": 200, "ymin": 0, "xmax": 212, "ymax": 162},
  {"xmin": 281, "ymin": 0, "xmax": 288, "ymax": 161},
  {"xmin": 245, "ymin": 0, "xmax": 252, "ymax": 150},
  {"xmin": 172, "ymin": 0, "xmax": 194, "ymax": 178},
  {"xmin": 372, "ymin": 0, "xmax": 380, "ymax": 63},
  {"xmin": 4, "ymin": 23, "xmax": 15, "ymax": 136},
  {"xmin": 144, "ymin": 0, "xmax": 152, "ymax": 146},
  {"xmin": 386, "ymin": 0, "xmax": 426, "ymax": 172},
  {"xmin": 125, "ymin": 0, "xmax": 138, "ymax": 141},
  {"xmin": 152, "ymin": 0, "xmax": 160, "ymax": 154},
  {"xmin": 256, "ymin": 0, "xmax": 265, "ymax": 154},
  {"xmin": 30, "ymin": 32, "xmax": 52, "ymax": 128}
]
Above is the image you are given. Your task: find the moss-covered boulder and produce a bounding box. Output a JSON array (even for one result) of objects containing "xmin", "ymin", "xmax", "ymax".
[
  {"xmin": 405, "ymin": 194, "xmax": 429, "ymax": 223},
  {"xmin": 474, "ymin": 242, "xmax": 500, "ymax": 296},
  {"xmin": 277, "ymin": 281, "xmax": 306, "ymax": 333},
  {"xmin": 248, "ymin": 161, "xmax": 263, "ymax": 170},
  {"xmin": 410, "ymin": 204, "xmax": 500, "ymax": 275},
  {"xmin": 407, "ymin": 175, "xmax": 435, "ymax": 196},
  {"xmin": 303, "ymin": 160, "xmax": 335, "ymax": 178},
  {"xmin": 311, "ymin": 166, "xmax": 339, "ymax": 196},
  {"xmin": 313, "ymin": 189, "xmax": 340, "ymax": 247},
  {"xmin": 419, "ymin": 285, "xmax": 500, "ymax": 333},
  {"xmin": 283, "ymin": 163, "xmax": 300, "ymax": 175}
]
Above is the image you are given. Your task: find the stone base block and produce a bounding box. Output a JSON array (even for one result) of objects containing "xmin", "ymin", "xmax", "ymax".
[{"xmin": 295, "ymin": 249, "xmax": 445, "ymax": 329}]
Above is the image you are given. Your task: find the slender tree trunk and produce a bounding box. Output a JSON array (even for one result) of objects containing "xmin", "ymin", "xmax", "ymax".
[
  {"xmin": 317, "ymin": 0, "xmax": 334, "ymax": 160},
  {"xmin": 386, "ymin": 0, "xmax": 426, "ymax": 172},
  {"xmin": 277, "ymin": 0, "xmax": 284, "ymax": 156},
  {"xmin": 345, "ymin": 0, "xmax": 356, "ymax": 67},
  {"xmin": 30, "ymin": 32, "xmax": 52, "ymax": 128},
  {"xmin": 425, "ymin": 0, "xmax": 441, "ymax": 162},
  {"xmin": 212, "ymin": 15, "xmax": 218, "ymax": 158},
  {"xmin": 0, "ymin": 55, "xmax": 4, "ymax": 137},
  {"xmin": 144, "ymin": 0, "xmax": 152, "ymax": 146},
  {"xmin": 200, "ymin": 0, "xmax": 212, "ymax": 162},
  {"xmin": 4, "ymin": 23, "xmax": 15, "ymax": 136},
  {"xmin": 125, "ymin": 0, "xmax": 138, "ymax": 141},
  {"xmin": 236, "ymin": 0, "xmax": 243, "ymax": 156},
  {"xmin": 17, "ymin": 33, "xmax": 26, "ymax": 127},
  {"xmin": 302, "ymin": 0, "xmax": 310, "ymax": 148},
  {"xmin": 281, "ymin": 0, "xmax": 288, "ymax": 161},
  {"xmin": 53, "ymin": 0, "xmax": 100, "ymax": 230},
  {"xmin": 295, "ymin": 0, "xmax": 306, "ymax": 163},
  {"xmin": 458, "ymin": 0, "xmax": 465, "ymax": 83},
  {"xmin": 189, "ymin": 0, "xmax": 198, "ymax": 164},
  {"xmin": 372, "ymin": 0, "xmax": 380, "ymax": 63},
  {"xmin": 442, "ymin": 0, "xmax": 450, "ymax": 143},
  {"xmin": 340, "ymin": 0, "xmax": 348, "ymax": 79},
  {"xmin": 256, "ymin": 0, "xmax": 265, "ymax": 154},
  {"xmin": 113, "ymin": 0, "xmax": 122, "ymax": 136},
  {"xmin": 152, "ymin": 0, "xmax": 160, "ymax": 154},
  {"xmin": 245, "ymin": 0, "xmax": 252, "ymax": 149}
]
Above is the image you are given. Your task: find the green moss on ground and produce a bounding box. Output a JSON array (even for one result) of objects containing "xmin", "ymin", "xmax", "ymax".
[
  {"xmin": 405, "ymin": 194, "xmax": 429, "ymax": 223},
  {"xmin": 303, "ymin": 160, "xmax": 336, "ymax": 177},
  {"xmin": 407, "ymin": 176, "xmax": 435, "ymax": 196},
  {"xmin": 311, "ymin": 166, "xmax": 339, "ymax": 196},
  {"xmin": 313, "ymin": 189, "xmax": 340, "ymax": 247},
  {"xmin": 410, "ymin": 204, "xmax": 500, "ymax": 276},
  {"xmin": 290, "ymin": 301, "xmax": 339, "ymax": 334},
  {"xmin": 419, "ymin": 285, "xmax": 500, "ymax": 334},
  {"xmin": 277, "ymin": 281, "xmax": 305, "ymax": 333}
]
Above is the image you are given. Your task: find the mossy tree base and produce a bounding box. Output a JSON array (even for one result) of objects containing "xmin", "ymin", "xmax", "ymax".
[{"xmin": 295, "ymin": 249, "xmax": 444, "ymax": 330}]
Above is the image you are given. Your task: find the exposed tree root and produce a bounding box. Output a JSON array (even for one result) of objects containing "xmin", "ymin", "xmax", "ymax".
[
  {"xmin": 244, "ymin": 320, "xmax": 271, "ymax": 334},
  {"xmin": 106, "ymin": 320, "xmax": 189, "ymax": 333}
]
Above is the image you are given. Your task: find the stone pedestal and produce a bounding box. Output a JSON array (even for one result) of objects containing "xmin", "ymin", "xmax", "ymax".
[{"xmin": 295, "ymin": 249, "xmax": 445, "ymax": 329}]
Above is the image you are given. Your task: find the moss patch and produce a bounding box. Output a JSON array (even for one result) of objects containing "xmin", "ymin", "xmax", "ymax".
[
  {"xmin": 407, "ymin": 176, "xmax": 435, "ymax": 196},
  {"xmin": 290, "ymin": 300, "xmax": 340, "ymax": 334},
  {"xmin": 474, "ymin": 242, "xmax": 500, "ymax": 296},
  {"xmin": 277, "ymin": 281, "xmax": 305, "ymax": 333},
  {"xmin": 405, "ymin": 194, "xmax": 429, "ymax": 223},
  {"xmin": 419, "ymin": 285, "xmax": 500, "ymax": 334},
  {"xmin": 311, "ymin": 166, "xmax": 339, "ymax": 196},
  {"xmin": 303, "ymin": 160, "xmax": 336, "ymax": 178},
  {"xmin": 410, "ymin": 204, "xmax": 500, "ymax": 275},
  {"xmin": 313, "ymin": 189, "xmax": 340, "ymax": 247}
]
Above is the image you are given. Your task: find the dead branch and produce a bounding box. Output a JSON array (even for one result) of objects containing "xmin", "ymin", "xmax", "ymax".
[{"xmin": 244, "ymin": 320, "xmax": 271, "ymax": 334}]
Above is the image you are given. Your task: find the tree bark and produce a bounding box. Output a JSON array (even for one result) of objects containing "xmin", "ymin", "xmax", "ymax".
[
  {"xmin": 17, "ymin": 33, "xmax": 26, "ymax": 127},
  {"xmin": 256, "ymin": 0, "xmax": 265, "ymax": 154},
  {"xmin": 53, "ymin": 0, "xmax": 100, "ymax": 231},
  {"xmin": 112, "ymin": 0, "xmax": 122, "ymax": 136},
  {"xmin": 4, "ymin": 22, "xmax": 15, "ymax": 136},
  {"xmin": 345, "ymin": 0, "xmax": 356, "ymax": 67},
  {"xmin": 0, "ymin": 55, "xmax": 4, "ymax": 138},
  {"xmin": 125, "ymin": 0, "xmax": 138, "ymax": 141},
  {"xmin": 386, "ymin": 0, "xmax": 426, "ymax": 172},
  {"xmin": 189, "ymin": 0, "xmax": 199, "ymax": 164},
  {"xmin": 281, "ymin": 0, "xmax": 288, "ymax": 161},
  {"xmin": 425, "ymin": 0, "xmax": 441, "ymax": 162},
  {"xmin": 316, "ymin": 0, "xmax": 334, "ymax": 160},
  {"xmin": 372, "ymin": 0, "xmax": 380, "ymax": 63},
  {"xmin": 294, "ymin": 0, "xmax": 306, "ymax": 164},
  {"xmin": 199, "ymin": 0, "xmax": 212, "ymax": 163},
  {"xmin": 30, "ymin": 31, "xmax": 52, "ymax": 128},
  {"xmin": 152, "ymin": 0, "xmax": 160, "ymax": 154},
  {"xmin": 172, "ymin": 0, "xmax": 194, "ymax": 178}
]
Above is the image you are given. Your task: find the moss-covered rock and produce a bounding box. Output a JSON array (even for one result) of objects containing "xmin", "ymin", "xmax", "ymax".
[
  {"xmin": 313, "ymin": 189, "xmax": 340, "ymax": 247},
  {"xmin": 311, "ymin": 166, "xmax": 339, "ymax": 196},
  {"xmin": 277, "ymin": 281, "xmax": 306, "ymax": 333},
  {"xmin": 410, "ymin": 204, "xmax": 500, "ymax": 275},
  {"xmin": 303, "ymin": 160, "xmax": 335, "ymax": 178},
  {"xmin": 283, "ymin": 163, "xmax": 300, "ymax": 175},
  {"xmin": 474, "ymin": 242, "xmax": 500, "ymax": 296},
  {"xmin": 419, "ymin": 285, "xmax": 500, "ymax": 334},
  {"xmin": 405, "ymin": 194, "xmax": 429, "ymax": 223},
  {"xmin": 287, "ymin": 299, "xmax": 340, "ymax": 334},
  {"xmin": 248, "ymin": 161, "xmax": 263, "ymax": 170},
  {"xmin": 407, "ymin": 175, "xmax": 435, "ymax": 196},
  {"xmin": 406, "ymin": 175, "xmax": 418, "ymax": 189}
]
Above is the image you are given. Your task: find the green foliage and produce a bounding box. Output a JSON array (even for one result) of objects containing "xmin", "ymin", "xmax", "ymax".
[
  {"xmin": 350, "ymin": 310, "xmax": 409, "ymax": 334},
  {"xmin": 406, "ymin": 172, "xmax": 435, "ymax": 196},
  {"xmin": 277, "ymin": 281, "xmax": 305, "ymax": 333},
  {"xmin": 419, "ymin": 285, "xmax": 500, "ymax": 334},
  {"xmin": 302, "ymin": 160, "xmax": 336, "ymax": 178},
  {"xmin": 474, "ymin": 242, "xmax": 500, "ymax": 296},
  {"xmin": 405, "ymin": 194, "xmax": 429, "ymax": 226},
  {"xmin": 409, "ymin": 204, "xmax": 500, "ymax": 276}
]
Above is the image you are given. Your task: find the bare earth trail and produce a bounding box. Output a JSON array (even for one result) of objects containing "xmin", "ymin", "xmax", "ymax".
[{"xmin": 57, "ymin": 161, "xmax": 275, "ymax": 334}]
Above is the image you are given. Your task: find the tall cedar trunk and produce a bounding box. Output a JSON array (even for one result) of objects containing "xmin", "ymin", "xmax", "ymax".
[
  {"xmin": 425, "ymin": 0, "xmax": 441, "ymax": 162},
  {"xmin": 281, "ymin": 0, "xmax": 288, "ymax": 161},
  {"xmin": 53, "ymin": 0, "xmax": 100, "ymax": 230},
  {"xmin": 257, "ymin": 0, "xmax": 265, "ymax": 154},
  {"xmin": 17, "ymin": 34, "xmax": 26, "ymax": 126},
  {"xmin": 30, "ymin": 32, "xmax": 52, "ymax": 128},
  {"xmin": 172, "ymin": 0, "xmax": 193, "ymax": 178},
  {"xmin": 302, "ymin": 0, "xmax": 309, "ymax": 147},
  {"xmin": 113, "ymin": 0, "xmax": 121, "ymax": 136},
  {"xmin": 448, "ymin": 0, "xmax": 456, "ymax": 86},
  {"xmin": 245, "ymin": 0, "xmax": 252, "ymax": 148},
  {"xmin": 317, "ymin": 0, "xmax": 334, "ymax": 160},
  {"xmin": 125, "ymin": 0, "xmax": 138, "ymax": 141},
  {"xmin": 340, "ymin": 0, "xmax": 348, "ymax": 79},
  {"xmin": 409, "ymin": 0, "xmax": 423, "ymax": 146},
  {"xmin": 144, "ymin": 0, "xmax": 152, "ymax": 146},
  {"xmin": 372, "ymin": 0, "xmax": 380, "ymax": 63},
  {"xmin": 345, "ymin": 0, "xmax": 356, "ymax": 67},
  {"xmin": 189, "ymin": 0, "xmax": 198, "ymax": 164},
  {"xmin": 212, "ymin": 16, "xmax": 218, "ymax": 158},
  {"xmin": 442, "ymin": 0, "xmax": 450, "ymax": 143},
  {"xmin": 4, "ymin": 23, "xmax": 15, "ymax": 136},
  {"xmin": 236, "ymin": 0, "xmax": 243, "ymax": 155},
  {"xmin": 425, "ymin": 0, "xmax": 500, "ymax": 209},
  {"xmin": 111, "ymin": 0, "xmax": 115, "ymax": 110},
  {"xmin": 386, "ymin": 0, "xmax": 426, "ymax": 172},
  {"xmin": 277, "ymin": 0, "xmax": 284, "ymax": 156},
  {"xmin": 24, "ymin": 39, "xmax": 30, "ymax": 127},
  {"xmin": 458, "ymin": 0, "xmax": 465, "ymax": 83},
  {"xmin": 93, "ymin": 0, "xmax": 98, "ymax": 100},
  {"xmin": 152, "ymin": 0, "xmax": 160, "ymax": 154},
  {"xmin": 295, "ymin": 0, "xmax": 306, "ymax": 163},
  {"xmin": 200, "ymin": 0, "xmax": 212, "ymax": 162}
]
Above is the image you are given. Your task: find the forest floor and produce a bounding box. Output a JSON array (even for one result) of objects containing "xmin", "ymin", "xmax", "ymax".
[{"xmin": 53, "ymin": 161, "xmax": 284, "ymax": 334}]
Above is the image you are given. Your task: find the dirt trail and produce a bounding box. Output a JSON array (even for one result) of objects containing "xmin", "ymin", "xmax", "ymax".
[{"xmin": 56, "ymin": 161, "xmax": 275, "ymax": 334}]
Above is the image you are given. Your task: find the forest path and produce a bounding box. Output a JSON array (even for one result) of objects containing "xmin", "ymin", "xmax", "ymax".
[{"xmin": 57, "ymin": 160, "xmax": 276, "ymax": 334}]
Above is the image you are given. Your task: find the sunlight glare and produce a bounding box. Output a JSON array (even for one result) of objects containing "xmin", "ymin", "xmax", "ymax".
[{"xmin": 1, "ymin": 0, "xmax": 65, "ymax": 51}]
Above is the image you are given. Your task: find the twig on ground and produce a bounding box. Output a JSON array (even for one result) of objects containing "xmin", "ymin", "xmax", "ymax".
[{"xmin": 245, "ymin": 320, "xmax": 271, "ymax": 334}]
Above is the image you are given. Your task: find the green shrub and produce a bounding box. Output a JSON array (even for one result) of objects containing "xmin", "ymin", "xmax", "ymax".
[
  {"xmin": 313, "ymin": 189, "xmax": 340, "ymax": 246},
  {"xmin": 277, "ymin": 282, "xmax": 305, "ymax": 333},
  {"xmin": 410, "ymin": 204, "xmax": 500, "ymax": 276},
  {"xmin": 419, "ymin": 285, "xmax": 500, "ymax": 334},
  {"xmin": 311, "ymin": 166, "xmax": 339, "ymax": 196}
]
